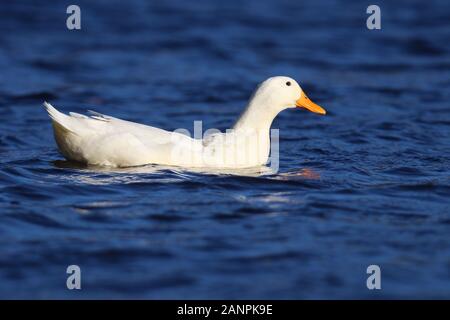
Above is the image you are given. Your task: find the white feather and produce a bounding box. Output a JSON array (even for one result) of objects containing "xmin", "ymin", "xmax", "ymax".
[{"xmin": 43, "ymin": 76, "xmax": 322, "ymax": 168}]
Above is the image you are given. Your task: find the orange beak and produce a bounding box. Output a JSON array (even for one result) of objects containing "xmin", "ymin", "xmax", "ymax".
[{"xmin": 295, "ymin": 92, "xmax": 326, "ymax": 115}]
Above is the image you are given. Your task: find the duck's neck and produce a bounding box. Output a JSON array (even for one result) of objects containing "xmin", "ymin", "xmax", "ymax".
[
  {"xmin": 232, "ymin": 100, "xmax": 278, "ymax": 134},
  {"xmin": 227, "ymin": 102, "xmax": 276, "ymax": 166}
]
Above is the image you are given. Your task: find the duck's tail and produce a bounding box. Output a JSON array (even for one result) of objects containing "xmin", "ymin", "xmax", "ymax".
[{"xmin": 43, "ymin": 102, "xmax": 76, "ymax": 134}]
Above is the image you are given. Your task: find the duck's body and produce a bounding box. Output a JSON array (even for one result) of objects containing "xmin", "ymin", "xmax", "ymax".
[{"xmin": 45, "ymin": 77, "xmax": 325, "ymax": 168}]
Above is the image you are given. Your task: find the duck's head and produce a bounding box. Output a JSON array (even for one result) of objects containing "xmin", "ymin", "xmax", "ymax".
[{"xmin": 250, "ymin": 76, "xmax": 326, "ymax": 115}]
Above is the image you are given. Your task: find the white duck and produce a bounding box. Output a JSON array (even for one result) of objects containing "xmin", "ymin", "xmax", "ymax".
[{"xmin": 45, "ymin": 76, "xmax": 326, "ymax": 168}]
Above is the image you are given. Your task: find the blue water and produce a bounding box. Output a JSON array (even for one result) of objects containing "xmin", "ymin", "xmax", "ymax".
[{"xmin": 0, "ymin": 0, "xmax": 450, "ymax": 299}]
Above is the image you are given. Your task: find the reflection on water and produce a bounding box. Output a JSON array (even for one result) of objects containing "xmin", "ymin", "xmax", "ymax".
[
  {"xmin": 276, "ymin": 168, "xmax": 321, "ymax": 180},
  {"xmin": 53, "ymin": 160, "xmax": 320, "ymax": 185},
  {"xmin": 53, "ymin": 160, "xmax": 274, "ymax": 184}
]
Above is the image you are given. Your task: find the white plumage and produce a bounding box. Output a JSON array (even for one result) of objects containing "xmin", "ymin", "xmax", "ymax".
[{"xmin": 44, "ymin": 76, "xmax": 325, "ymax": 168}]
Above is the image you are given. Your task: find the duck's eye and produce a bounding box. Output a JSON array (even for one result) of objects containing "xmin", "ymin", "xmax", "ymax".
[{"xmin": 286, "ymin": 81, "xmax": 291, "ymax": 86}]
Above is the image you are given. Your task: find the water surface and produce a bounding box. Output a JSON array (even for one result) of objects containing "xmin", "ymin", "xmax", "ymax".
[{"xmin": 0, "ymin": 0, "xmax": 449, "ymax": 298}]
